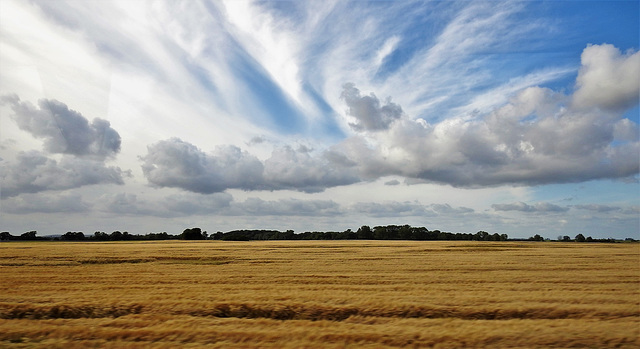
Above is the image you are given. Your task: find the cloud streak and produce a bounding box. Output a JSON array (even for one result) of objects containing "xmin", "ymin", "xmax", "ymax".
[{"xmin": 492, "ymin": 202, "xmax": 569, "ymax": 213}]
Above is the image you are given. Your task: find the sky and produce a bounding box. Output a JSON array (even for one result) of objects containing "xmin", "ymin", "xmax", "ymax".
[{"xmin": 1, "ymin": 0, "xmax": 638, "ymax": 239}]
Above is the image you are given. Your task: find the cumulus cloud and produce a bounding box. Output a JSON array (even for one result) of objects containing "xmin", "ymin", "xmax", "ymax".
[
  {"xmin": 2, "ymin": 193, "xmax": 91, "ymax": 214},
  {"xmin": 263, "ymin": 146, "xmax": 359, "ymax": 193},
  {"xmin": 140, "ymin": 44, "xmax": 637, "ymax": 194},
  {"xmin": 140, "ymin": 138, "xmax": 264, "ymax": 193},
  {"xmin": 337, "ymin": 48, "xmax": 639, "ymax": 187},
  {"xmin": 492, "ymin": 201, "xmax": 569, "ymax": 213},
  {"xmin": 2, "ymin": 95, "xmax": 121, "ymax": 158},
  {"xmin": 141, "ymin": 138, "xmax": 359, "ymax": 194},
  {"xmin": 341, "ymin": 83, "xmax": 403, "ymax": 131},
  {"xmin": 0, "ymin": 151, "xmax": 128, "ymax": 198},
  {"xmin": 573, "ymin": 44, "xmax": 640, "ymax": 112}
]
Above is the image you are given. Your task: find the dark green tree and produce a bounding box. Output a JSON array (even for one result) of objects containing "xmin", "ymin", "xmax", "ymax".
[
  {"xmin": 399, "ymin": 225, "xmax": 413, "ymax": 240},
  {"xmin": 20, "ymin": 231, "xmax": 37, "ymax": 240},
  {"xmin": 529, "ymin": 234, "xmax": 544, "ymax": 241},
  {"xmin": 356, "ymin": 226, "xmax": 373, "ymax": 239},
  {"xmin": 474, "ymin": 231, "xmax": 489, "ymax": 241},
  {"xmin": 93, "ymin": 232, "xmax": 109, "ymax": 241},
  {"xmin": 61, "ymin": 232, "xmax": 85, "ymax": 240},
  {"xmin": 575, "ymin": 234, "xmax": 586, "ymax": 242},
  {"xmin": 181, "ymin": 227, "xmax": 206, "ymax": 240}
]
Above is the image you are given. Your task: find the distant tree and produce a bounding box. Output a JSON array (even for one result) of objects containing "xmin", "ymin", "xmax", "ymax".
[
  {"xmin": 529, "ymin": 234, "xmax": 544, "ymax": 241},
  {"xmin": 575, "ymin": 234, "xmax": 586, "ymax": 242},
  {"xmin": 586, "ymin": 236, "xmax": 594, "ymax": 242},
  {"xmin": 561, "ymin": 235, "xmax": 572, "ymax": 242},
  {"xmin": 181, "ymin": 227, "xmax": 206, "ymax": 240},
  {"xmin": 145, "ymin": 232, "xmax": 171, "ymax": 240},
  {"xmin": 1, "ymin": 232, "xmax": 14, "ymax": 241},
  {"xmin": 342, "ymin": 229, "xmax": 357, "ymax": 239},
  {"xmin": 20, "ymin": 231, "xmax": 37, "ymax": 240},
  {"xmin": 357, "ymin": 226, "xmax": 373, "ymax": 239},
  {"xmin": 94, "ymin": 232, "xmax": 109, "ymax": 241},
  {"xmin": 283, "ymin": 230, "xmax": 295, "ymax": 240},
  {"xmin": 61, "ymin": 232, "xmax": 85, "ymax": 241},
  {"xmin": 373, "ymin": 226, "xmax": 388, "ymax": 240},
  {"xmin": 474, "ymin": 231, "xmax": 489, "ymax": 241},
  {"xmin": 412, "ymin": 227, "xmax": 429, "ymax": 240},
  {"xmin": 110, "ymin": 231, "xmax": 123, "ymax": 240}
]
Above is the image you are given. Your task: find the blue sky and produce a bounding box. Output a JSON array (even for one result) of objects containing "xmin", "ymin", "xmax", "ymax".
[{"xmin": 1, "ymin": 0, "xmax": 638, "ymax": 239}]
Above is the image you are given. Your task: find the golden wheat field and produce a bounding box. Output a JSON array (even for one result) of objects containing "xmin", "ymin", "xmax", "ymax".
[{"xmin": 0, "ymin": 240, "xmax": 638, "ymax": 348}]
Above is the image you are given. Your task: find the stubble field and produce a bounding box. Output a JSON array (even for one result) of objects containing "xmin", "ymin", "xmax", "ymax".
[{"xmin": 0, "ymin": 240, "xmax": 638, "ymax": 348}]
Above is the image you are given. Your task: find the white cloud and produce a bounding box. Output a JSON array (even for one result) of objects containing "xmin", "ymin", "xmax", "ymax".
[
  {"xmin": 140, "ymin": 138, "xmax": 359, "ymax": 194},
  {"xmin": 140, "ymin": 138, "xmax": 264, "ymax": 194},
  {"xmin": 1, "ymin": 151, "xmax": 128, "ymax": 197},
  {"xmin": 573, "ymin": 44, "xmax": 640, "ymax": 112},
  {"xmin": 340, "ymin": 83, "xmax": 403, "ymax": 131},
  {"xmin": 374, "ymin": 35, "xmax": 401, "ymax": 68},
  {"xmin": 334, "ymin": 68, "xmax": 639, "ymax": 187},
  {"xmin": 3, "ymin": 95, "xmax": 121, "ymax": 158},
  {"xmin": 263, "ymin": 145, "xmax": 359, "ymax": 193}
]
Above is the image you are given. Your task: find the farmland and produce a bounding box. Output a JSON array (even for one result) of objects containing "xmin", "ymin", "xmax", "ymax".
[{"xmin": 1, "ymin": 240, "xmax": 638, "ymax": 348}]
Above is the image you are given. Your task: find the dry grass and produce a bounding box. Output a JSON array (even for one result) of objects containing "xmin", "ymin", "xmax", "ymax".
[{"xmin": 0, "ymin": 240, "xmax": 638, "ymax": 348}]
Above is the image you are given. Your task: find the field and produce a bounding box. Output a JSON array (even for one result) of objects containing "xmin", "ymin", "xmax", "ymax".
[{"xmin": 0, "ymin": 240, "xmax": 638, "ymax": 348}]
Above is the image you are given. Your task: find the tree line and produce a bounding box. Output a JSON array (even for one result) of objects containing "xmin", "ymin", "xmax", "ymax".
[
  {"xmin": 1, "ymin": 227, "xmax": 635, "ymax": 242},
  {"xmin": 527, "ymin": 233, "xmax": 633, "ymax": 243}
]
